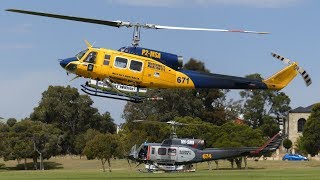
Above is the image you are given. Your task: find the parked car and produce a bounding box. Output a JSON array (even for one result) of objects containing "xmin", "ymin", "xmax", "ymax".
[{"xmin": 282, "ymin": 153, "xmax": 309, "ymax": 161}]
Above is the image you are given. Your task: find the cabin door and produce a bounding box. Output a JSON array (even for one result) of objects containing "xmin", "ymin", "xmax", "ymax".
[
  {"xmin": 111, "ymin": 56, "xmax": 144, "ymax": 86},
  {"xmin": 82, "ymin": 51, "xmax": 102, "ymax": 79}
]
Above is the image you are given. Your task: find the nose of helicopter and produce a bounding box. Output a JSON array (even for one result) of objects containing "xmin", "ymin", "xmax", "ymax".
[
  {"xmin": 128, "ymin": 144, "xmax": 138, "ymax": 160},
  {"xmin": 59, "ymin": 57, "xmax": 78, "ymax": 69}
]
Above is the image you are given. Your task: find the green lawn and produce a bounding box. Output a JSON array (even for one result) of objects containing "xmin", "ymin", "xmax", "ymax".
[{"xmin": 1, "ymin": 157, "xmax": 319, "ymax": 180}]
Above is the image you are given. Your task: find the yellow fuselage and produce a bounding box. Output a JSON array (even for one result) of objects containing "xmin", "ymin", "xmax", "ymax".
[{"xmin": 73, "ymin": 47, "xmax": 195, "ymax": 89}]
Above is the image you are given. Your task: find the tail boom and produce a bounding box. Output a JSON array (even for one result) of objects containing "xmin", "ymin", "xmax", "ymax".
[
  {"xmin": 179, "ymin": 58, "xmax": 306, "ymax": 90},
  {"xmin": 179, "ymin": 70, "xmax": 269, "ymax": 90}
]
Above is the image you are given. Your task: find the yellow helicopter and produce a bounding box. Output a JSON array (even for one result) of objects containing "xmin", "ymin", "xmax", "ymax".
[{"xmin": 7, "ymin": 9, "xmax": 312, "ymax": 103}]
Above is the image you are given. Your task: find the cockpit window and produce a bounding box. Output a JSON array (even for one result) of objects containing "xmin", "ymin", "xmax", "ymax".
[
  {"xmin": 84, "ymin": 52, "xmax": 97, "ymax": 63},
  {"xmin": 104, "ymin": 54, "xmax": 111, "ymax": 66},
  {"xmin": 138, "ymin": 145, "xmax": 148, "ymax": 160},
  {"xmin": 158, "ymin": 148, "xmax": 167, "ymax": 155},
  {"xmin": 114, "ymin": 57, "xmax": 128, "ymax": 68},
  {"xmin": 130, "ymin": 60, "xmax": 143, "ymax": 72},
  {"xmin": 76, "ymin": 49, "xmax": 88, "ymax": 60}
]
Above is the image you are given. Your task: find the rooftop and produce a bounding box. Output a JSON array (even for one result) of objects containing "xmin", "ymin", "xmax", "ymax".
[{"xmin": 290, "ymin": 104, "xmax": 316, "ymax": 113}]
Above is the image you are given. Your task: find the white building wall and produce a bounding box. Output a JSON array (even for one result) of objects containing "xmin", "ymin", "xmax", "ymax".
[{"xmin": 286, "ymin": 113, "xmax": 310, "ymax": 148}]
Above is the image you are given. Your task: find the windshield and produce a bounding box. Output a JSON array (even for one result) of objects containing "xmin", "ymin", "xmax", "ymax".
[{"xmin": 75, "ymin": 49, "xmax": 88, "ymax": 60}]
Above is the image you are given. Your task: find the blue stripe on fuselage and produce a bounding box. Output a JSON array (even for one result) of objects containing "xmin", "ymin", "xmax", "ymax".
[{"xmin": 180, "ymin": 70, "xmax": 268, "ymax": 89}]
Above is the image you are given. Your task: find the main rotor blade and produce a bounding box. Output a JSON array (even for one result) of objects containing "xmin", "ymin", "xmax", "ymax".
[
  {"xmin": 6, "ymin": 9, "xmax": 124, "ymax": 27},
  {"xmin": 7, "ymin": 9, "xmax": 269, "ymax": 35},
  {"xmin": 152, "ymin": 25, "xmax": 269, "ymax": 34},
  {"xmin": 133, "ymin": 120, "xmax": 167, "ymax": 125}
]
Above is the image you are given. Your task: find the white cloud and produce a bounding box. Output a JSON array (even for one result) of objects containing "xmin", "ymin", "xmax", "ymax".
[{"xmin": 108, "ymin": 0, "xmax": 303, "ymax": 8}]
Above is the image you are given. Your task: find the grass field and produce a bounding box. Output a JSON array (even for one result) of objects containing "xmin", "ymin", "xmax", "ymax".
[{"xmin": 1, "ymin": 157, "xmax": 320, "ymax": 180}]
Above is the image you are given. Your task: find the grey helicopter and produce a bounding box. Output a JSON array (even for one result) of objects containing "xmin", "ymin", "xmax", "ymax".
[{"xmin": 128, "ymin": 120, "xmax": 283, "ymax": 172}]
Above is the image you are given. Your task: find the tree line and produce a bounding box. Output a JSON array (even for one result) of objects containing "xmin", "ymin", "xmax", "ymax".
[{"xmin": 0, "ymin": 58, "xmax": 319, "ymax": 171}]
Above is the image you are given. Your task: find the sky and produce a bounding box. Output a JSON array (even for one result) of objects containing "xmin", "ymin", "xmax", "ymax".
[{"xmin": 0, "ymin": 0, "xmax": 319, "ymax": 124}]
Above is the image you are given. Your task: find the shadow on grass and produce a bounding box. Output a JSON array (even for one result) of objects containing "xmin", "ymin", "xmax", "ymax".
[
  {"xmin": 211, "ymin": 167, "xmax": 265, "ymax": 170},
  {"xmin": 6, "ymin": 161, "xmax": 63, "ymax": 170}
]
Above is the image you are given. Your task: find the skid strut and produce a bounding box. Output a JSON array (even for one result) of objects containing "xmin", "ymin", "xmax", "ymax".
[{"xmin": 81, "ymin": 84, "xmax": 144, "ymax": 103}]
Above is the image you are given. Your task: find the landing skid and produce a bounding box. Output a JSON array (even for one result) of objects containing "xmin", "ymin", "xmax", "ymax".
[
  {"xmin": 81, "ymin": 84, "xmax": 144, "ymax": 103},
  {"xmin": 138, "ymin": 164, "xmax": 195, "ymax": 173}
]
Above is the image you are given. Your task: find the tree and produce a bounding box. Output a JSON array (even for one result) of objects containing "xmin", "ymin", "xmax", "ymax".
[
  {"xmin": 120, "ymin": 118, "xmax": 170, "ymax": 152},
  {"xmin": 6, "ymin": 118, "xmax": 17, "ymax": 127},
  {"xmin": 123, "ymin": 89, "xmax": 204, "ymax": 122},
  {"xmin": 283, "ymin": 139, "xmax": 292, "ymax": 152},
  {"xmin": 259, "ymin": 116, "xmax": 280, "ymax": 138},
  {"xmin": 300, "ymin": 103, "xmax": 320, "ymax": 156},
  {"xmin": 74, "ymin": 129, "xmax": 101, "ymax": 158},
  {"xmin": 6, "ymin": 120, "xmax": 34, "ymax": 169},
  {"xmin": 295, "ymin": 137, "xmax": 307, "ymax": 155},
  {"xmin": 31, "ymin": 86, "xmax": 116, "ymax": 154},
  {"xmin": 0, "ymin": 122, "xmax": 9, "ymax": 158},
  {"xmin": 95, "ymin": 112, "xmax": 117, "ymax": 134},
  {"xmin": 224, "ymin": 99, "xmax": 243, "ymax": 121},
  {"xmin": 240, "ymin": 74, "xmax": 291, "ymax": 128},
  {"xmin": 213, "ymin": 122, "xmax": 264, "ymax": 148},
  {"xmin": 29, "ymin": 120, "xmax": 62, "ymax": 170},
  {"xmin": 1, "ymin": 120, "xmax": 61, "ymax": 170},
  {"xmin": 84, "ymin": 133, "xmax": 121, "ymax": 172},
  {"xmin": 175, "ymin": 116, "xmax": 219, "ymax": 146},
  {"xmin": 183, "ymin": 58, "xmax": 209, "ymax": 72}
]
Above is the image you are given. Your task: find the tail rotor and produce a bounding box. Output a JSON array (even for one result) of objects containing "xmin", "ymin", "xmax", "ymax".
[{"xmin": 271, "ymin": 53, "xmax": 312, "ymax": 87}]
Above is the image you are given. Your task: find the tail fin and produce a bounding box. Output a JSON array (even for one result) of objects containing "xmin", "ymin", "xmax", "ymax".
[
  {"xmin": 263, "ymin": 63, "xmax": 298, "ymax": 90},
  {"xmin": 263, "ymin": 53, "xmax": 311, "ymax": 90},
  {"xmin": 251, "ymin": 132, "xmax": 283, "ymax": 155}
]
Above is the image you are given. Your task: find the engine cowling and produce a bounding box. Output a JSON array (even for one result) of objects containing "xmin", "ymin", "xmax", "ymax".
[{"xmin": 119, "ymin": 46, "xmax": 183, "ymax": 70}]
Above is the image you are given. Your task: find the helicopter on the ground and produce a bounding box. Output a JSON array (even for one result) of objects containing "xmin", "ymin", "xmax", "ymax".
[
  {"xmin": 7, "ymin": 9, "xmax": 312, "ymax": 103},
  {"xmin": 128, "ymin": 120, "xmax": 283, "ymax": 172}
]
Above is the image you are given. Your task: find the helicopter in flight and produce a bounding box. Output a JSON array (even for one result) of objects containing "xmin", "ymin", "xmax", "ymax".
[
  {"xmin": 6, "ymin": 9, "xmax": 312, "ymax": 103},
  {"xmin": 128, "ymin": 120, "xmax": 283, "ymax": 172}
]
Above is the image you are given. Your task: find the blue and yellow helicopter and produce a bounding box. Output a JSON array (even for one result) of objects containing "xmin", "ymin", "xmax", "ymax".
[{"xmin": 7, "ymin": 9, "xmax": 312, "ymax": 103}]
